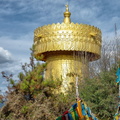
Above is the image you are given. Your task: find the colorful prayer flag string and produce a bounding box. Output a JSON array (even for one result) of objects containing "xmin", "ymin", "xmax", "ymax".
[
  {"xmin": 114, "ymin": 105, "xmax": 120, "ymax": 120},
  {"xmin": 56, "ymin": 100, "xmax": 98, "ymax": 120},
  {"xmin": 116, "ymin": 68, "xmax": 120, "ymax": 84},
  {"xmin": 114, "ymin": 68, "xmax": 120, "ymax": 120}
]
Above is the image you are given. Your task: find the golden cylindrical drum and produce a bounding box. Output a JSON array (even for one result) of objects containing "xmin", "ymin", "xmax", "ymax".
[{"xmin": 44, "ymin": 51, "xmax": 89, "ymax": 92}]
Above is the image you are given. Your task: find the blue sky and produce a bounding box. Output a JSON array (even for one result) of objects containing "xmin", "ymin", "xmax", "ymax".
[{"xmin": 0, "ymin": 0, "xmax": 120, "ymax": 93}]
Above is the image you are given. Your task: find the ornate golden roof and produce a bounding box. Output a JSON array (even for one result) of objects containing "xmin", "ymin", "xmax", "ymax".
[{"xmin": 34, "ymin": 5, "xmax": 102, "ymax": 61}]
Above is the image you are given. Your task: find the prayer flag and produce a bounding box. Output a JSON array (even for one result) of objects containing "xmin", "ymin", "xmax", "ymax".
[{"xmin": 116, "ymin": 68, "xmax": 120, "ymax": 83}]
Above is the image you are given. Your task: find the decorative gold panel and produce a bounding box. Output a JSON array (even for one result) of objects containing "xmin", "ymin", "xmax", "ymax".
[{"xmin": 34, "ymin": 23, "xmax": 101, "ymax": 61}]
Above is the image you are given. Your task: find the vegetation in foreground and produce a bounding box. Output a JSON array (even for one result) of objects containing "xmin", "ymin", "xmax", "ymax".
[{"xmin": 0, "ymin": 37, "xmax": 120, "ymax": 120}]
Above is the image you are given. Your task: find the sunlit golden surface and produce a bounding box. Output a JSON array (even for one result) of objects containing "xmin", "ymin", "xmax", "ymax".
[{"xmin": 33, "ymin": 5, "xmax": 102, "ymax": 93}]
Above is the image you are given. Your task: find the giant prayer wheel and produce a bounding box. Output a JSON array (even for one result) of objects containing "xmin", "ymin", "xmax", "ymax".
[{"xmin": 33, "ymin": 5, "xmax": 102, "ymax": 92}]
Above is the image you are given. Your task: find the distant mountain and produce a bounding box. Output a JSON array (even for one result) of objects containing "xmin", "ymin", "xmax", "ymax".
[{"xmin": 0, "ymin": 102, "xmax": 4, "ymax": 108}]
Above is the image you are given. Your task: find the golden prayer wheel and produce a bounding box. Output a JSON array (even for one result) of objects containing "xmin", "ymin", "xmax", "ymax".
[{"xmin": 33, "ymin": 5, "xmax": 102, "ymax": 92}]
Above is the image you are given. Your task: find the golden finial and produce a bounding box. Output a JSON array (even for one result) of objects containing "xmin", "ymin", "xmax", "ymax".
[
  {"xmin": 65, "ymin": 4, "xmax": 69, "ymax": 11},
  {"xmin": 63, "ymin": 4, "xmax": 71, "ymax": 23}
]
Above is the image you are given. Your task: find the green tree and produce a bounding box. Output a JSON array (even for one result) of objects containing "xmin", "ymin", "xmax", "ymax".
[{"xmin": 79, "ymin": 64, "xmax": 119, "ymax": 120}]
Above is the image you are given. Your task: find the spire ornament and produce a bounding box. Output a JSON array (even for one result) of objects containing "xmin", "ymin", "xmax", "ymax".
[
  {"xmin": 63, "ymin": 4, "xmax": 71, "ymax": 23},
  {"xmin": 65, "ymin": 4, "xmax": 69, "ymax": 11}
]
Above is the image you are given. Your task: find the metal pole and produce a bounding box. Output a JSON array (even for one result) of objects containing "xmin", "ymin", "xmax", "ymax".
[{"xmin": 76, "ymin": 76, "xmax": 79, "ymax": 100}]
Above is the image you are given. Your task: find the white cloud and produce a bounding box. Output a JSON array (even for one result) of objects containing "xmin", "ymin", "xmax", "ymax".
[
  {"xmin": 0, "ymin": 59, "xmax": 23, "ymax": 94},
  {"xmin": 0, "ymin": 32, "xmax": 33, "ymax": 57},
  {"xmin": 0, "ymin": 47, "xmax": 13, "ymax": 64}
]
